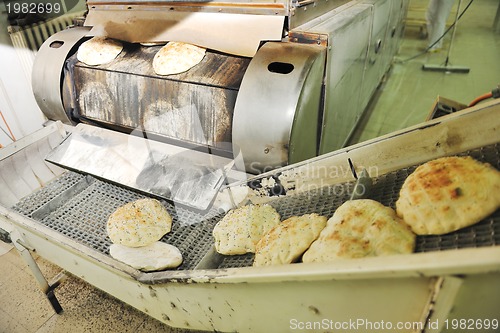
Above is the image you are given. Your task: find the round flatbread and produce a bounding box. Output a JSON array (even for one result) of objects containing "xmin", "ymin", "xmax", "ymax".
[
  {"xmin": 213, "ymin": 204, "xmax": 280, "ymax": 255},
  {"xmin": 106, "ymin": 198, "xmax": 172, "ymax": 247},
  {"xmin": 254, "ymin": 213, "xmax": 327, "ymax": 267},
  {"xmin": 153, "ymin": 41, "xmax": 206, "ymax": 75},
  {"xmin": 77, "ymin": 36, "xmax": 123, "ymax": 66},
  {"xmin": 110, "ymin": 242, "xmax": 182, "ymax": 271},
  {"xmin": 302, "ymin": 199, "xmax": 415, "ymax": 263},
  {"xmin": 396, "ymin": 156, "xmax": 500, "ymax": 235}
]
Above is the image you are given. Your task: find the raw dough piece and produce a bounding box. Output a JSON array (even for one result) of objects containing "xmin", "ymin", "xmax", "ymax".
[
  {"xmin": 396, "ymin": 156, "xmax": 500, "ymax": 235},
  {"xmin": 107, "ymin": 198, "xmax": 172, "ymax": 247},
  {"xmin": 253, "ymin": 213, "xmax": 327, "ymax": 267},
  {"xmin": 302, "ymin": 199, "xmax": 415, "ymax": 263}
]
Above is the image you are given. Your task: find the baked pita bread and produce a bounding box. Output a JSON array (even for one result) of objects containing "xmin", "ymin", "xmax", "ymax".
[
  {"xmin": 396, "ymin": 156, "xmax": 500, "ymax": 235},
  {"xmin": 110, "ymin": 242, "xmax": 182, "ymax": 271},
  {"xmin": 77, "ymin": 36, "xmax": 123, "ymax": 66},
  {"xmin": 153, "ymin": 42, "xmax": 206, "ymax": 75},
  {"xmin": 302, "ymin": 199, "xmax": 415, "ymax": 263},
  {"xmin": 253, "ymin": 213, "xmax": 327, "ymax": 267},
  {"xmin": 107, "ymin": 198, "xmax": 172, "ymax": 247},
  {"xmin": 213, "ymin": 204, "xmax": 280, "ymax": 255}
]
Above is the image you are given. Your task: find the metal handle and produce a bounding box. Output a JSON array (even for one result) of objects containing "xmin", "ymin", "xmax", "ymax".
[{"xmin": 296, "ymin": 0, "xmax": 315, "ymax": 7}]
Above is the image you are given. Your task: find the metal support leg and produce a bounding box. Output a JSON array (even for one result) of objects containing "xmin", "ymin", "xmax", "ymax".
[{"xmin": 12, "ymin": 234, "xmax": 63, "ymax": 314}]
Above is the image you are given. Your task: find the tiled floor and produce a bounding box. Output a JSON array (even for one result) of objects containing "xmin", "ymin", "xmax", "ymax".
[
  {"xmin": 0, "ymin": 241, "xmax": 194, "ymax": 333},
  {"xmin": 1, "ymin": 0, "xmax": 499, "ymax": 332}
]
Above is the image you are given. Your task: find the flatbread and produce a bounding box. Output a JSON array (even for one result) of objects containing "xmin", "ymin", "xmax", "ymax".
[
  {"xmin": 77, "ymin": 36, "xmax": 123, "ymax": 66},
  {"xmin": 396, "ymin": 156, "xmax": 500, "ymax": 235},
  {"xmin": 213, "ymin": 204, "xmax": 280, "ymax": 255},
  {"xmin": 107, "ymin": 198, "xmax": 172, "ymax": 247},
  {"xmin": 110, "ymin": 242, "xmax": 182, "ymax": 271},
  {"xmin": 302, "ymin": 199, "xmax": 415, "ymax": 263},
  {"xmin": 153, "ymin": 42, "xmax": 206, "ymax": 76},
  {"xmin": 253, "ymin": 213, "xmax": 327, "ymax": 267}
]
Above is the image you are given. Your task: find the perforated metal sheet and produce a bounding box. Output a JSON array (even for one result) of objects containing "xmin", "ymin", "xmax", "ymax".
[
  {"xmin": 12, "ymin": 144, "xmax": 500, "ymax": 271},
  {"xmin": 13, "ymin": 172, "xmax": 85, "ymax": 215}
]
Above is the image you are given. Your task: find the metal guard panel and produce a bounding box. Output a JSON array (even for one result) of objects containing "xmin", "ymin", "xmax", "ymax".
[
  {"xmin": 87, "ymin": 0, "xmax": 287, "ymax": 13},
  {"xmin": 84, "ymin": 10, "xmax": 285, "ymax": 57},
  {"xmin": 32, "ymin": 27, "xmax": 91, "ymax": 124},
  {"xmin": 232, "ymin": 42, "xmax": 326, "ymax": 173},
  {"xmin": 45, "ymin": 124, "xmax": 233, "ymax": 211}
]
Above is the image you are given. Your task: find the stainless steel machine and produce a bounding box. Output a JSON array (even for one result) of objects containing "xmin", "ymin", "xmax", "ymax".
[
  {"xmin": 32, "ymin": 0, "xmax": 410, "ymax": 174},
  {"xmin": 27, "ymin": 0, "xmax": 411, "ymax": 211},
  {"xmin": 2, "ymin": 0, "xmax": 500, "ymax": 332}
]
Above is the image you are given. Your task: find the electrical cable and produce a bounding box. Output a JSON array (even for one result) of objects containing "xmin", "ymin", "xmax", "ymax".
[
  {"xmin": 0, "ymin": 107, "xmax": 17, "ymax": 143},
  {"xmin": 0, "ymin": 124, "xmax": 15, "ymax": 142},
  {"xmin": 468, "ymin": 92, "xmax": 493, "ymax": 107},
  {"xmin": 468, "ymin": 86, "xmax": 500, "ymax": 107},
  {"xmin": 0, "ymin": 123, "xmax": 15, "ymax": 141},
  {"xmin": 397, "ymin": 0, "xmax": 474, "ymax": 64}
]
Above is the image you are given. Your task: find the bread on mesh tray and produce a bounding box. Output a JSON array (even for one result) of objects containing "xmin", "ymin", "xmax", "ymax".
[
  {"xmin": 110, "ymin": 241, "xmax": 182, "ymax": 271},
  {"xmin": 253, "ymin": 213, "xmax": 327, "ymax": 267},
  {"xmin": 213, "ymin": 204, "xmax": 280, "ymax": 255},
  {"xmin": 106, "ymin": 198, "xmax": 172, "ymax": 247},
  {"xmin": 396, "ymin": 156, "xmax": 500, "ymax": 235},
  {"xmin": 302, "ymin": 199, "xmax": 415, "ymax": 263}
]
